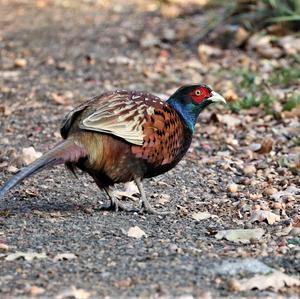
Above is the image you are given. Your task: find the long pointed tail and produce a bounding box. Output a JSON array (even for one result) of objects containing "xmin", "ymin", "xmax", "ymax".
[{"xmin": 0, "ymin": 139, "xmax": 87, "ymax": 199}]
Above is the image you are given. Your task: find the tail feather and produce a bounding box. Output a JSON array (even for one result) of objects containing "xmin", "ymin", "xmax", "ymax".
[{"xmin": 0, "ymin": 139, "xmax": 87, "ymax": 199}]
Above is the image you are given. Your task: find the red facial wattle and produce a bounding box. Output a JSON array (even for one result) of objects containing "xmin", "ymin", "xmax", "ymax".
[{"xmin": 189, "ymin": 87, "xmax": 211, "ymax": 104}]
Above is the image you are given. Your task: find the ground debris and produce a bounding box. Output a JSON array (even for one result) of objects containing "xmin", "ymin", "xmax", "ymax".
[
  {"xmin": 5, "ymin": 251, "xmax": 47, "ymax": 262},
  {"xmin": 229, "ymin": 271, "xmax": 300, "ymax": 292},
  {"xmin": 127, "ymin": 226, "xmax": 147, "ymax": 238},
  {"xmin": 56, "ymin": 286, "xmax": 91, "ymax": 299},
  {"xmin": 250, "ymin": 210, "xmax": 280, "ymax": 225},
  {"xmin": 215, "ymin": 228, "xmax": 265, "ymax": 243}
]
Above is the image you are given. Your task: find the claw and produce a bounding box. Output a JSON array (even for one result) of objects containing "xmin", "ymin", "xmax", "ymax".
[
  {"xmin": 134, "ymin": 178, "xmax": 173, "ymax": 215},
  {"xmin": 111, "ymin": 181, "xmax": 139, "ymax": 201},
  {"xmin": 100, "ymin": 196, "xmax": 139, "ymax": 212},
  {"xmin": 103, "ymin": 185, "xmax": 139, "ymax": 212}
]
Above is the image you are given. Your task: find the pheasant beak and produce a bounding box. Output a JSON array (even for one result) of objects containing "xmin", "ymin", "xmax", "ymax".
[{"xmin": 210, "ymin": 91, "xmax": 226, "ymax": 104}]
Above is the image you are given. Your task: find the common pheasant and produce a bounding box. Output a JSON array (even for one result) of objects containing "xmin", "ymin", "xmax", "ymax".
[{"xmin": 0, "ymin": 84, "xmax": 225, "ymax": 214}]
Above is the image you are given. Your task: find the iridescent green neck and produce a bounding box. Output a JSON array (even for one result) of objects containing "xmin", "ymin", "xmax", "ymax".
[{"xmin": 167, "ymin": 98, "xmax": 210, "ymax": 132}]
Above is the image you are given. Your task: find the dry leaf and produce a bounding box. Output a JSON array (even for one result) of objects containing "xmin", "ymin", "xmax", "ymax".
[
  {"xmin": 250, "ymin": 210, "xmax": 280, "ymax": 225},
  {"xmin": 198, "ymin": 44, "xmax": 222, "ymax": 63},
  {"xmin": 5, "ymin": 251, "xmax": 47, "ymax": 261},
  {"xmin": 54, "ymin": 253, "xmax": 77, "ymax": 261},
  {"xmin": 271, "ymin": 186, "xmax": 300, "ymax": 201},
  {"xmin": 213, "ymin": 114, "xmax": 241, "ymax": 127},
  {"xmin": 157, "ymin": 193, "xmax": 170, "ymax": 205},
  {"xmin": 56, "ymin": 286, "xmax": 91, "ymax": 299},
  {"xmin": 215, "ymin": 228, "xmax": 265, "ymax": 243},
  {"xmin": 22, "ymin": 147, "xmax": 42, "ymax": 165},
  {"xmin": 256, "ymin": 139, "xmax": 273, "ymax": 154},
  {"xmin": 127, "ymin": 226, "xmax": 146, "ymax": 238},
  {"xmin": 192, "ymin": 211, "xmax": 217, "ymax": 221},
  {"xmin": 7, "ymin": 165, "xmax": 19, "ymax": 173},
  {"xmin": 0, "ymin": 104, "xmax": 13, "ymax": 116},
  {"xmin": 51, "ymin": 93, "xmax": 69, "ymax": 106},
  {"xmin": 278, "ymin": 35, "xmax": 300, "ymax": 55},
  {"xmin": 235, "ymin": 271, "xmax": 300, "ymax": 291},
  {"xmin": 281, "ymin": 106, "xmax": 300, "ymax": 119}
]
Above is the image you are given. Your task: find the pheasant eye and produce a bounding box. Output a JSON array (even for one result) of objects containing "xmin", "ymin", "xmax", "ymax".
[{"xmin": 195, "ymin": 90, "xmax": 201, "ymax": 96}]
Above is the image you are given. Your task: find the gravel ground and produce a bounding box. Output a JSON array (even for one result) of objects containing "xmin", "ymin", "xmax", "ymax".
[{"xmin": 0, "ymin": 1, "xmax": 299, "ymax": 298}]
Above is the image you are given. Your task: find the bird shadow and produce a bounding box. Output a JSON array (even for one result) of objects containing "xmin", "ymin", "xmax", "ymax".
[{"xmin": 0, "ymin": 195, "xmax": 103, "ymax": 218}]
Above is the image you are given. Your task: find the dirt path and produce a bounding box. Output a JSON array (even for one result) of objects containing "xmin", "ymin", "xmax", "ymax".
[{"xmin": 0, "ymin": 1, "xmax": 299, "ymax": 298}]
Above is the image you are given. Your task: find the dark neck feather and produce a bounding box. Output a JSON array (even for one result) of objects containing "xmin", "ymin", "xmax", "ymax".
[{"xmin": 167, "ymin": 98, "xmax": 210, "ymax": 132}]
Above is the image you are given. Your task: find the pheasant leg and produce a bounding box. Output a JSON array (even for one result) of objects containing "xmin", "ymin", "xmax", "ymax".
[
  {"xmin": 110, "ymin": 181, "xmax": 139, "ymax": 202},
  {"xmin": 103, "ymin": 186, "xmax": 139, "ymax": 212},
  {"xmin": 134, "ymin": 178, "xmax": 173, "ymax": 215}
]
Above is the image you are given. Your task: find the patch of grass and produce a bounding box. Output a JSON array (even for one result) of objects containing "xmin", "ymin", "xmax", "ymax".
[
  {"xmin": 283, "ymin": 93, "xmax": 300, "ymax": 111},
  {"xmin": 269, "ymin": 67, "xmax": 300, "ymax": 87},
  {"xmin": 209, "ymin": 0, "xmax": 300, "ymax": 31},
  {"xmin": 228, "ymin": 68, "xmax": 275, "ymax": 112},
  {"xmin": 228, "ymin": 92, "xmax": 275, "ymax": 113},
  {"xmin": 227, "ymin": 66, "xmax": 299, "ymax": 113}
]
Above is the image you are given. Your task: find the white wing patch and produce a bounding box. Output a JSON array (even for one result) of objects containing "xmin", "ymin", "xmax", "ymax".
[{"xmin": 80, "ymin": 96, "xmax": 155, "ymax": 146}]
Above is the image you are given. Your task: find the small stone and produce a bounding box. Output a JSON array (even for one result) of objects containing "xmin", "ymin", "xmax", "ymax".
[
  {"xmin": 140, "ymin": 33, "xmax": 160, "ymax": 48},
  {"xmin": 0, "ymin": 243, "xmax": 9, "ymax": 251},
  {"xmin": 22, "ymin": 147, "xmax": 42, "ymax": 165},
  {"xmin": 29, "ymin": 286, "xmax": 45, "ymax": 296},
  {"xmin": 177, "ymin": 205, "xmax": 188, "ymax": 216},
  {"xmin": 227, "ymin": 183, "xmax": 238, "ymax": 193},
  {"xmin": 168, "ymin": 243, "xmax": 178, "ymax": 253},
  {"xmin": 243, "ymin": 165, "xmax": 256, "ymax": 176},
  {"xmin": 263, "ymin": 187, "xmax": 278, "ymax": 196},
  {"xmin": 287, "ymin": 196, "xmax": 296, "ymax": 202},
  {"xmin": 224, "ymin": 89, "xmax": 238, "ymax": 103},
  {"xmin": 198, "ymin": 44, "xmax": 222, "ymax": 63},
  {"xmin": 0, "ymin": 137, "xmax": 9, "ymax": 145},
  {"xmin": 290, "ymin": 228, "xmax": 300, "ymax": 237},
  {"xmin": 273, "ymin": 202, "xmax": 283, "ymax": 209},
  {"xmin": 228, "ymin": 279, "xmax": 242, "ymax": 291},
  {"xmin": 162, "ymin": 28, "xmax": 176, "ymax": 41},
  {"xmin": 7, "ymin": 165, "xmax": 19, "ymax": 173},
  {"xmin": 114, "ymin": 278, "xmax": 132, "ymax": 288},
  {"xmin": 160, "ymin": 4, "xmax": 180, "ymax": 18},
  {"xmin": 14, "ymin": 58, "xmax": 27, "ymax": 68}
]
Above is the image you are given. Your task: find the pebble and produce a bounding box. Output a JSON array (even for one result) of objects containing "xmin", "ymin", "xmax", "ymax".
[
  {"xmin": 273, "ymin": 202, "xmax": 283, "ymax": 209},
  {"xmin": 263, "ymin": 187, "xmax": 278, "ymax": 196},
  {"xmin": 228, "ymin": 279, "xmax": 241, "ymax": 292},
  {"xmin": 227, "ymin": 183, "xmax": 238, "ymax": 193},
  {"xmin": 7, "ymin": 165, "xmax": 19, "ymax": 173},
  {"xmin": 287, "ymin": 196, "xmax": 296, "ymax": 202},
  {"xmin": 29, "ymin": 286, "xmax": 45, "ymax": 296},
  {"xmin": 243, "ymin": 165, "xmax": 256, "ymax": 176},
  {"xmin": 0, "ymin": 137, "xmax": 9, "ymax": 145},
  {"xmin": 0, "ymin": 243, "xmax": 9, "ymax": 251},
  {"xmin": 14, "ymin": 58, "xmax": 27, "ymax": 68},
  {"xmin": 290, "ymin": 228, "xmax": 300, "ymax": 237}
]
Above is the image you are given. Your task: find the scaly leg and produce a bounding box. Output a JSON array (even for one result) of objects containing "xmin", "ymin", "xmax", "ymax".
[
  {"xmin": 93, "ymin": 176, "xmax": 139, "ymax": 212},
  {"xmin": 111, "ymin": 181, "xmax": 139, "ymax": 202},
  {"xmin": 134, "ymin": 178, "xmax": 173, "ymax": 215},
  {"xmin": 103, "ymin": 186, "xmax": 139, "ymax": 212}
]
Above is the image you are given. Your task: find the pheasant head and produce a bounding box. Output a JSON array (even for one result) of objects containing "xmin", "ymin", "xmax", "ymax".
[{"xmin": 167, "ymin": 84, "xmax": 226, "ymax": 131}]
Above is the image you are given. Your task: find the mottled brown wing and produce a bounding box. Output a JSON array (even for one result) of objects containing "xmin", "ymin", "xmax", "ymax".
[
  {"xmin": 60, "ymin": 95, "xmax": 101, "ymax": 139},
  {"xmin": 79, "ymin": 91, "xmax": 163, "ymax": 146},
  {"xmin": 131, "ymin": 104, "xmax": 186, "ymax": 166}
]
